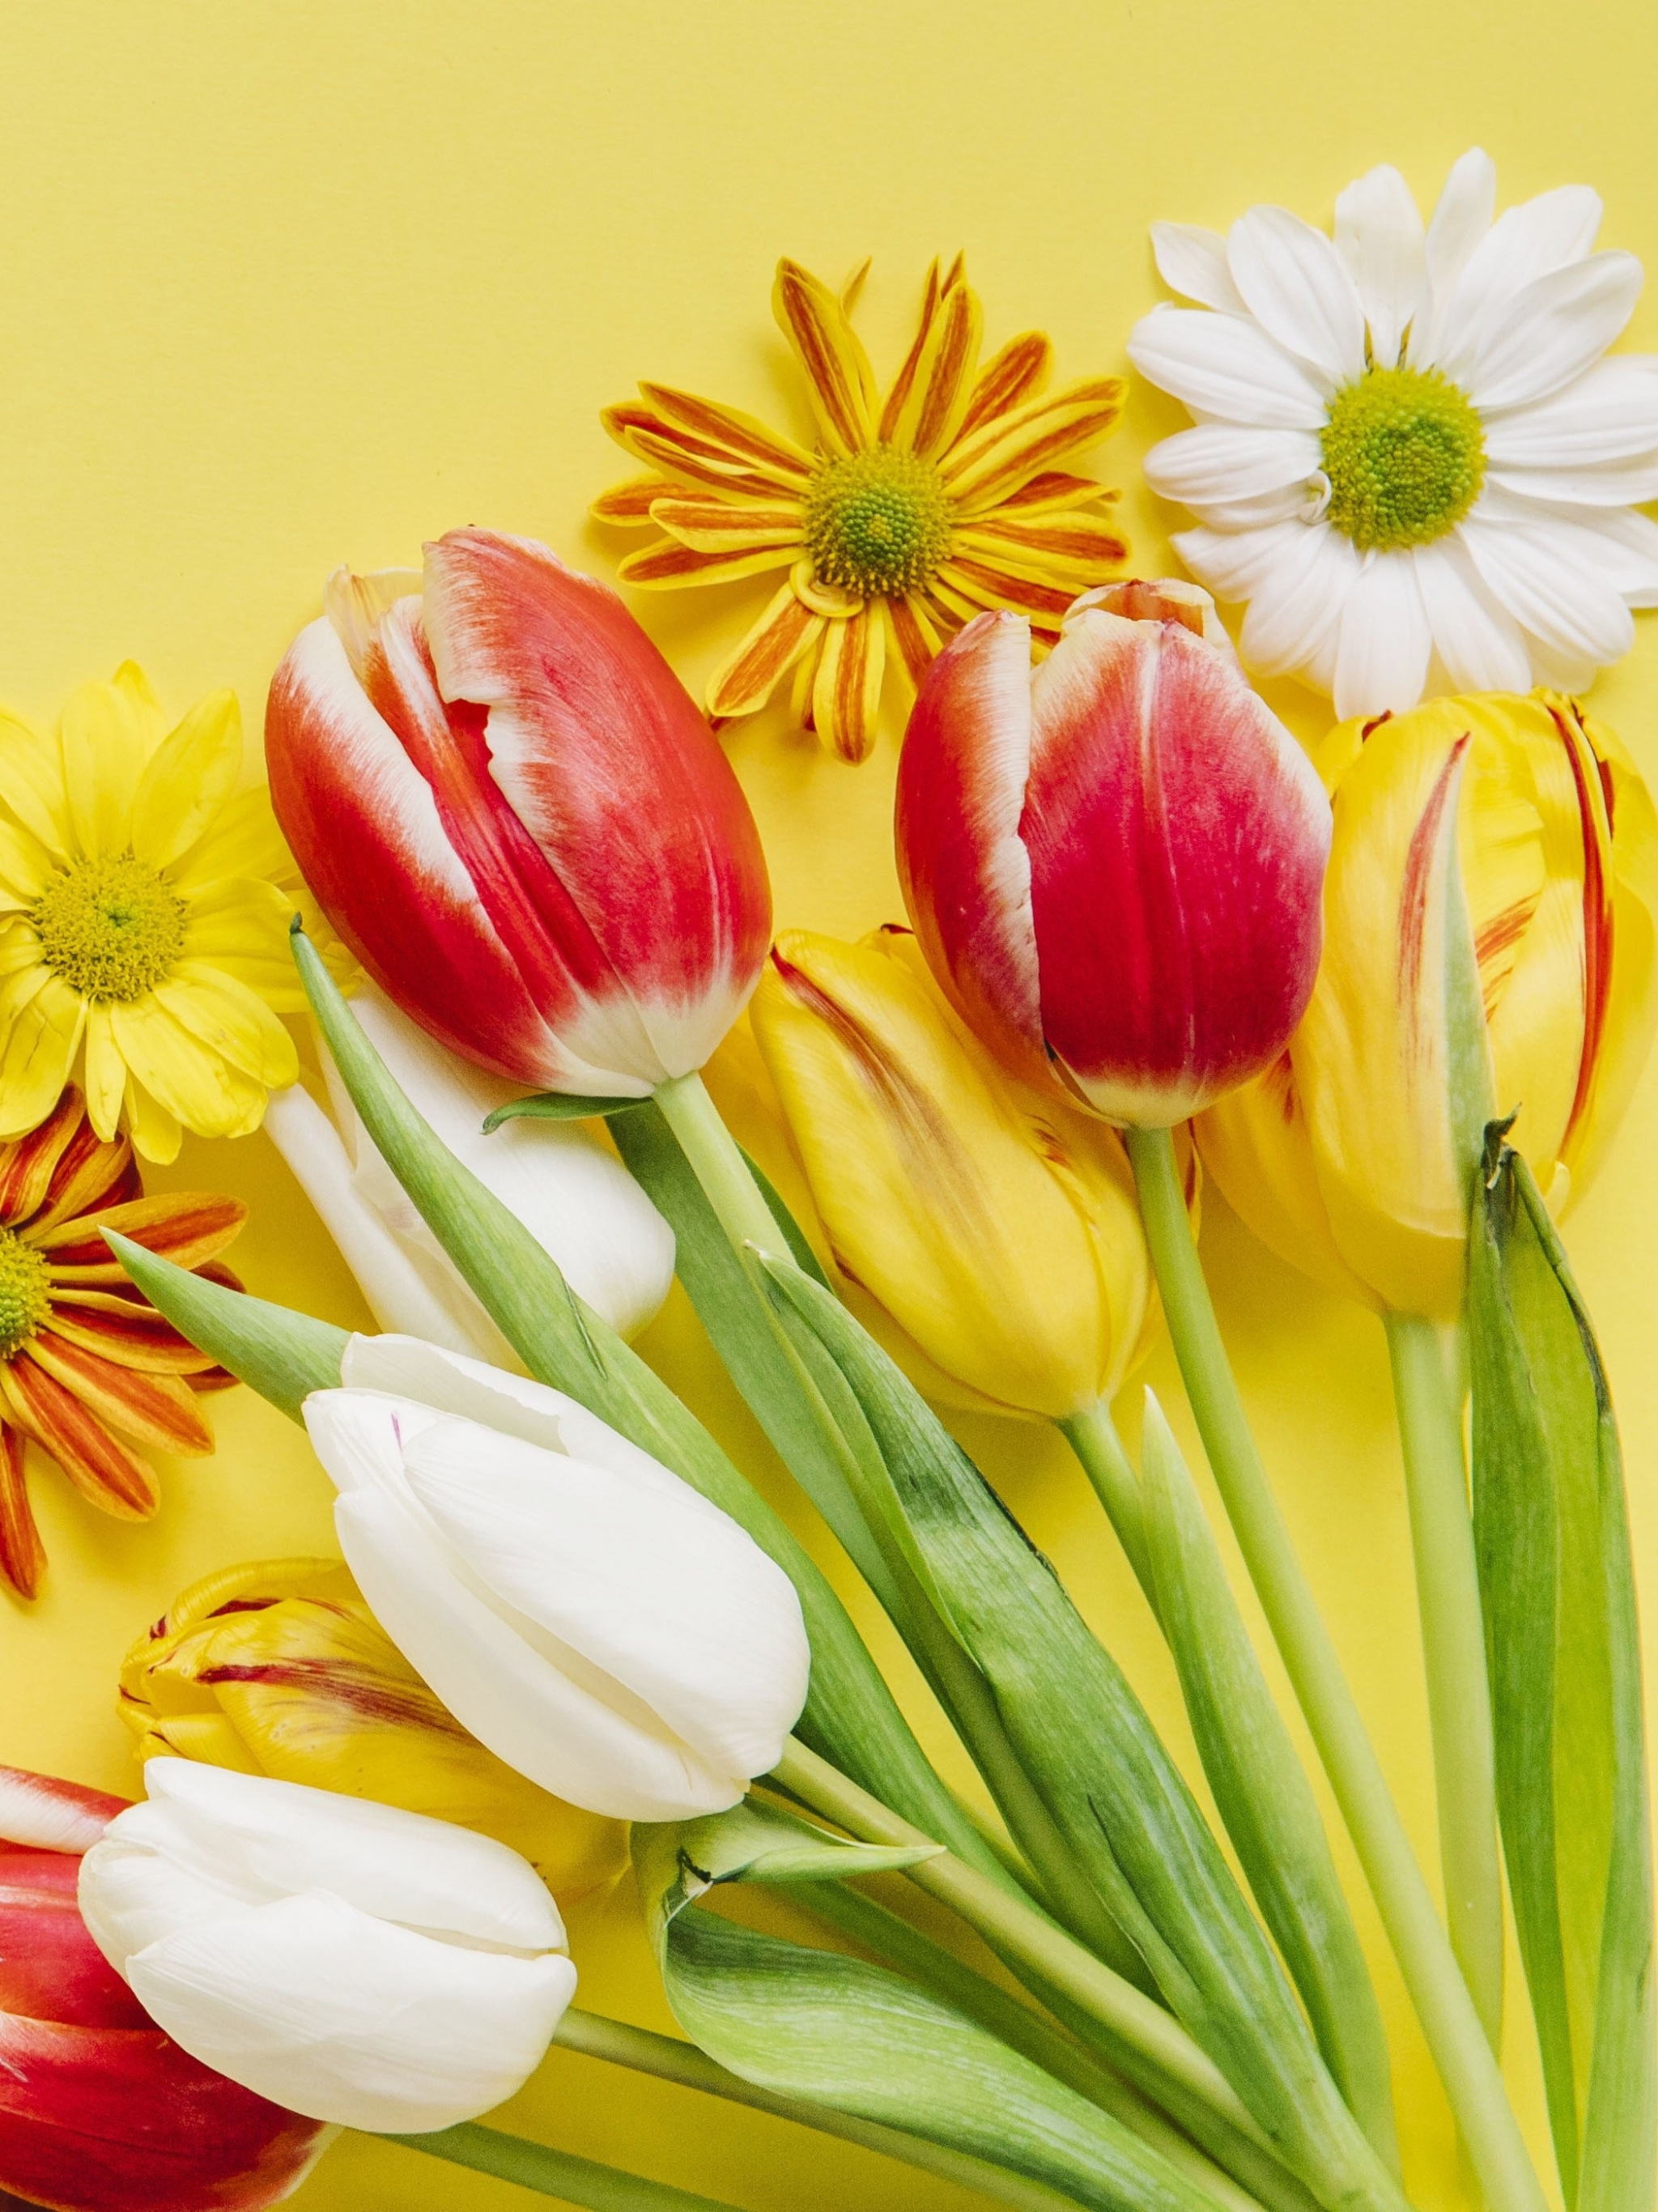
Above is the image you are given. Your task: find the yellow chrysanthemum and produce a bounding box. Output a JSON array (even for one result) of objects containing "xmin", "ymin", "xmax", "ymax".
[
  {"xmin": 0, "ymin": 662, "xmax": 317, "ymax": 1163},
  {"xmin": 596, "ymin": 256, "xmax": 1129, "ymax": 764}
]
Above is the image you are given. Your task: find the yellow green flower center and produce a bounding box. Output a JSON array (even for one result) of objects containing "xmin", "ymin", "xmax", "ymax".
[
  {"xmin": 803, "ymin": 445, "xmax": 953, "ymax": 598},
  {"xmin": 32, "ymin": 853, "xmax": 186, "ymax": 1003},
  {"xmin": 0, "ymin": 1225, "xmax": 49, "ymax": 1360},
  {"xmin": 1320, "ymin": 365, "xmax": 1486, "ymax": 552}
]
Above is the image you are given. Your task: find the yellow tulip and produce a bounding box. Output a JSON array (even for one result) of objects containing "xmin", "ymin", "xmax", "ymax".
[
  {"xmin": 118, "ymin": 1557, "xmax": 629, "ymax": 1903},
  {"xmin": 1197, "ymin": 691, "xmax": 1658, "ymax": 1319},
  {"xmin": 748, "ymin": 925, "xmax": 1165, "ymax": 1423}
]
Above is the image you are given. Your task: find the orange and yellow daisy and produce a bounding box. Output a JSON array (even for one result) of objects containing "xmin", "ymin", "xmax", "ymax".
[
  {"xmin": 595, "ymin": 257, "xmax": 1129, "ymax": 764},
  {"xmin": 0, "ymin": 1086, "xmax": 244, "ymax": 1597}
]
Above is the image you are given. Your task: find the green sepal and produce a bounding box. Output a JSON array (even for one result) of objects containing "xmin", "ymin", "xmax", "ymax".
[
  {"xmin": 481, "ymin": 1091, "xmax": 648, "ymax": 1130},
  {"xmin": 637, "ymin": 1801, "xmax": 937, "ymax": 1934}
]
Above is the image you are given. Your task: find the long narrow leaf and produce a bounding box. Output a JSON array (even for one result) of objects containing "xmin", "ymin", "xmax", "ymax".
[{"xmin": 104, "ymin": 1233, "xmax": 346, "ymax": 1418}]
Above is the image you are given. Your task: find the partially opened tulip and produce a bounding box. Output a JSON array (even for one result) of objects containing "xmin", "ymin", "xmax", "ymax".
[
  {"xmin": 264, "ymin": 982, "xmax": 674, "ymax": 1357},
  {"xmin": 301, "ymin": 1335, "xmax": 810, "ymax": 1822},
  {"xmin": 266, "ymin": 526, "xmax": 772, "ymax": 1099},
  {"xmin": 79, "ymin": 1759, "xmax": 575, "ymax": 2133},
  {"xmin": 896, "ymin": 579, "xmax": 1332, "ymax": 1128},
  {"xmin": 119, "ymin": 1557, "xmax": 629, "ymax": 1902},
  {"xmin": 0, "ymin": 1763, "xmax": 327, "ymax": 2210}
]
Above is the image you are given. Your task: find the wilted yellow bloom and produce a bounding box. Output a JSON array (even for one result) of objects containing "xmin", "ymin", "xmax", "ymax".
[
  {"xmin": 119, "ymin": 1558, "xmax": 628, "ymax": 1902},
  {"xmin": 1198, "ymin": 691, "xmax": 1658, "ymax": 1318},
  {"xmin": 748, "ymin": 925, "xmax": 1166, "ymax": 1421}
]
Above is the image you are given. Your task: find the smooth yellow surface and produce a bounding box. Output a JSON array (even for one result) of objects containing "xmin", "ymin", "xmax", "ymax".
[{"xmin": 1, "ymin": 6, "xmax": 1655, "ymax": 2207}]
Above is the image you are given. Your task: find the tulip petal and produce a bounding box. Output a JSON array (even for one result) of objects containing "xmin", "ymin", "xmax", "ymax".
[
  {"xmin": 125, "ymin": 1887, "xmax": 574, "ymax": 2131},
  {"xmin": 0, "ymin": 1764, "xmax": 127, "ymax": 1853}
]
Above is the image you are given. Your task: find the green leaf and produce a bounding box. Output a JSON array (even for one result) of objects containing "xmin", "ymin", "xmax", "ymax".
[
  {"xmin": 642, "ymin": 1800, "xmax": 939, "ymax": 1908},
  {"xmin": 756, "ymin": 1259, "xmax": 1406, "ymax": 2212},
  {"xmin": 104, "ymin": 1231, "xmax": 346, "ymax": 1419},
  {"xmin": 740, "ymin": 1146, "xmax": 831, "ymax": 1289},
  {"xmin": 481, "ymin": 1091, "xmax": 647, "ymax": 1129},
  {"xmin": 1138, "ymin": 1393, "xmax": 1398, "ymax": 2176},
  {"xmin": 1469, "ymin": 1133, "xmax": 1655, "ymax": 2210}
]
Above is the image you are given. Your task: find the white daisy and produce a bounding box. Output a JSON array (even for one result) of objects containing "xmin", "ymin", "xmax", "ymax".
[{"xmin": 1128, "ymin": 149, "xmax": 1658, "ymax": 716}]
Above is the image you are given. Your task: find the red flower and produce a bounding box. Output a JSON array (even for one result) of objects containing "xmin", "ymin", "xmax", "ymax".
[
  {"xmin": 895, "ymin": 581, "xmax": 1332, "ymax": 1125},
  {"xmin": 0, "ymin": 1765, "xmax": 326, "ymax": 2211},
  {"xmin": 266, "ymin": 527, "xmax": 772, "ymax": 1096}
]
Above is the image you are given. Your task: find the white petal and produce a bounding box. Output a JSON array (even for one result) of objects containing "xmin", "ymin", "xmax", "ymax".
[
  {"xmin": 1173, "ymin": 481, "xmax": 1326, "ymax": 531},
  {"xmin": 0, "ymin": 1770, "xmax": 121, "ymax": 1853},
  {"xmin": 334, "ymin": 1482, "xmax": 736, "ymax": 1819},
  {"xmin": 1225, "ymin": 208, "xmax": 1367, "ymax": 388},
  {"xmin": 126, "ymin": 1889, "xmax": 575, "ymax": 2131},
  {"xmin": 1485, "ymin": 496, "xmax": 1658, "ymax": 607},
  {"xmin": 1408, "ymin": 539, "xmax": 1532, "ymax": 691},
  {"xmin": 1489, "ymin": 456, "xmax": 1658, "ymax": 507},
  {"xmin": 303, "ymin": 1386, "xmax": 449, "ymax": 1500},
  {"xmin": 1428, "ymin": 178, "xmax": 1604, "ymax": 379},
  {"xmin": 1151, "ymin": 223, "xmax": 1246, "ymax": 312},
  {"xmin": 1410, "ymin": 149, "xmax": 1497, "ymax": 368},
  {"xmin": 1459, "ymin": 500, "xmax": 1635, "ymax": 666},
  {"xmin": 1333, "ymin": 166, "xmax": 1426, "ymax": 369},
  {"xmin": 79, "ymin": 1831, "xmax": 252, "ymax": 1973},
  {"xmin": 1469, "ymin": 253, "xmax": 1643, "ymax": 412},
  {"xmin": 1333, "ymin": 555, "xmax": 1433, "ymax": 717},
  {"xmin": 399, "ymin": 1419, "xmax": 809, "ymax": 1782},
  {"xmin": 1484, "ymin": 359, "xmax": 1658, "ymax": 465},
  {"xmin": 1142, "ymin": 425, "xmax": 1322, "ymax": 508},
  {"xmin": 1172, "ymin": 520, "xmax": 1312, "ymax": 605},
  {"xmin": 1126, "ymin": 305, "xmax": 1329, "ymax": 429},
  {"xmin": 1236, "ymin": 523, "xmax": 1361, "ymax": 680}
]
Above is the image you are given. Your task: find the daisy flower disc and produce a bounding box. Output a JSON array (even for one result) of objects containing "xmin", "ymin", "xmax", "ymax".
[{"xmin": 1129, "ymin": 149, "xmax": 1658, "ymax": 716}]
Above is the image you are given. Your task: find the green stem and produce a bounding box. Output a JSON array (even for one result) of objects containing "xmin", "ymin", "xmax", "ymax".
[
  {"xmin": 1384, "ymin": 1309, "xmax": 1505, "ymax": 2049},
  {"xmin": 653, "ymin": 1071, "xmax": 784, "ymax": 1254},
  {"xmin": 386, "ymin": 2125, "xmax": 744, "ymax": 2210},
  {"xmin": 551, "ymin": 2004, "xmax": 1090, "ymax": 2211},
  {"xmin": 1057, "ymin": 1401, "xmax": 1158, "ymax": 1609},
  {"xmin": 1125, "ymin": 1124, "xmax": 1546, "ymax": 2212}
]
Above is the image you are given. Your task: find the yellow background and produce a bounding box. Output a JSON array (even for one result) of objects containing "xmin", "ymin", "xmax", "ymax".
[{"xmin": 0, "ymin": 4, "xmax": 1653, "ymax": 2206}]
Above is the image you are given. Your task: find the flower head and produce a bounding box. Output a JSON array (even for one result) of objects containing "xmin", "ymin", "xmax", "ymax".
[
  {"xmin": 1129, "ymin": 151, "xmax": 1658, "ymax": 716},
  {"xmin": 0, "ymin": 1088, "xmax": 244, "ymax": 1599},
  {"xmin": 597, "ymin": 257, "xmax": 1129, "ymax": 763},
  {"xmin": 0, "ymin": 665, "xmax": 321, "ymax": 1162}
]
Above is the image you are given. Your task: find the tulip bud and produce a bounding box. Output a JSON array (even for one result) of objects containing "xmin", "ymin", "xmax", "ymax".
[
  {"xmin": 300, "ymin": 1335, "xmax": 811, "ymax": 1822},
  {"xmin": 749, "ymin": 925, "xmax": 1160, "ymax": 1420},
  {"xmin": 79, "ymin": 1761, "xmax": 575, "ymax": 2133},
  {"xmin": 1197, "ymin": 691, "xmax": 1658, "ymax": 1317},
  {"xmin": 0, "ymin": 1763, "xmax": 327, "ymax": 2211},
  {"xmin": 266, "ymin": 527, "xmax": 772, "ymax": 1096},
  {"xmin": 896, "ymin": 581, "xmax": 1333, "ymax": 1125},
  {"xmin": 264, "ymin": 981, "xmax": 674, "ymax": 1355},
  {"xmin": 119, "ymin": 1557, "xmax": 629, "ymax": 1903}
]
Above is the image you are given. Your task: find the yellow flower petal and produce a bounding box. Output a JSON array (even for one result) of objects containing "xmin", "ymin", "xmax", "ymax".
[
  {"xmin": 83, "ymin": 1005, "xmax": 126, "ymax": 1142},
  {"xmin": 635, "ymin": 383, "xmax": 814, "ymax": 487},
  {"xmin": 591, "ymin": 474, "xmax": 677, "ymax": 526},
  {"xmin": 0, "ymin": 974, "xmax": 85, "ymax": 1140},
  {"xmin": 956, "ymin": 330, "xmax": 1054, "ymax": 442},
  {"xmin": 647, "ymin": 494, "xmax": 805, "ymax": 555},
  {"xmin": 706, "ymin": 581, "xmax": 826, "ymax": 719},
  {"xmin": 944, "ymin": 376, "xmax": 1127, "ymax": 510},
  {"xmin": 771, "ymin": 258, "xmax": 877, "ymax": 458},
  {"xmin": 168, "ymin": 786, "xmax": 293, "ymax": 895},
  {"xmin": 616, "ymin": 537, "xmax": 799, "ymax": 590},
  {"xmin": 812, "ymin": 603, "xmax": 886, "ymax": 766},
  {"xmin": 122, "ymin": 1071, "xmax": 181, "ymax": 1164},
  {"xmin": 130, "ymin": 690, "xmax": 243, "ymax": 870},
  {"xmin": 954, "ymin": 508, "xmax": 1129, "ymax": 589},
  {"xmin": 886, "ymin": 595, "xmax": 946, "ymax": 695},
  {"xmin": 0, "ymin": 712, "xmax": 71, "ymax": 863},
  {"xmin": 60, "ymin": 665, "xmax": 166, "ymax": 860},
  {"xmin": 108, "ymin": 998, "xmax": 266, "ymax": 1141},
  {"xmin": 155, "ymin": 963, "xmax": 299, "ymax": 1088},
  {"xmin": 876, "ymin": 259, "xmax": 946, "ymax": 443},
  {"xmin": 0, "ymin": 810, "xmax": 55, "ymax": 912},
  {"xmin": 885, "ymin": 277, "xmax": 983, "ymax": 461}
]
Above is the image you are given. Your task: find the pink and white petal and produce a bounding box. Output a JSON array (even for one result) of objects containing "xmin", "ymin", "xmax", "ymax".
[
  {"xmin": 1469, "ymin": 252, "xmax": 1643, "ymax": 413},
  {"xmin": 1333, "ymin": 554, "xmax": 1434, "ymax": 717},
  {"xmin": 1150, "ymin": 223, "xmax": 1246, "ymax": 313},
  {"xmin": 1126, "ymin": 305, "xmax": 1329, "ymax": 430},
  {"xmin": 1409, "ymin": 539, "xmax": 1532, "ymax": 692},
  {"xmin": 1225, "ymin": 207, "xmax": 1367, "ymax": 389},
  {"xmin": 0, "ymin": 1766, "xmax": 130, "ymax": 1851},
  {"xmin": 1410, "ymin": 148, "xmax": 1497, "ymax": 369},
  {"xmin": 1426, "ymin": 177, "xmax": 1602, "ymax": 378},
  {"xmin": 1142, "ymin": 426, "xmax": 1323, "ymax": 508},
  {"xmin": 1458, "ymin": 499, "xmax": 1635, "ymax": 668},
  {"xmin": 1237, "ymin": 523, "xmax": 1361, "ymax": 679},
  {"xmin": 1483, "ymin": 359, "xmax": 1658, "ymax": 466},
  {"xmin": 1333, "ymin": 165, "xmax": 1425, "ymax": 369}
]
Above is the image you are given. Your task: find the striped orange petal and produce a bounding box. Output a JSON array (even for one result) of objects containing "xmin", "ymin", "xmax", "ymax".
[
  {"xmin": 933, "ymin": 558, "xmax": 1078, "ymax": 627},
  {"xmin": 24, "ymin": 1332, "xmax": 214, "ymax": 1457},
  {"xmin": 884, "ymin": 279, "xmax": 983, "ymax": 462},
  {"xmin": 956, "ymin": 332, "xmax": 1055, "ymax": 442},
  {"xmin": 647, "ymin": 495, "xmax": 806, "ymax": 555},
  {"xmin": 616, "ymin": 537, "xmax": 801, "ymax": 590},
  {"xmin": 997, "ymin": 470, "xmax": 1122, "ymax": 516},
  {"xmin": 813, "ymin": 605, "xmax": 886, "ymax": 767},
  {"xmin": 0, "ymin": 1091, "xmax": 83, "ymax": 1229},
  {"xmin": 590, "ymin": 475, "xmax": 672, "ymax": 526},
  {"xmin": 954, "ymin": 509, "xmax": 1130, "ymax": 587},
  {"xmin": 38, "ymin": 1291, "xmax": 224, "ymax": 1376},
  {"xmin": 602, "ymin": 405, "xmax": 785, "ymax": 501},
  {"xmin": 944, "ymin": 376, "xmax": 1127, "ymax": 511},
  {"xmin": 771, "ymin": 260, "xmax": 877, "ymax": 459},
  {"xmin": 707, "ymin": 583, "xmax": 827, "ymax": 720},
  {"xmin": 35, "ymin": 1192, "xmax": 247, "ymax": 1282},
  {"xmin": 0, "ymin": 1357, "xmax": 160, "ymax": 1519},
  {"xmin": 24, "ymin": 1116, "xmax": 139, "ymax": 1236},
  {"xmin": 877, "ymin": 258, "xmax": 947, "ymax": 442},
  {"xmin": 887, "ymin": 594, "xmax": 946, "ymax": 691},
  {"xmin": 636, "ymin": 385, "xmax": 814, "ymax": 488},
  {"xmin": 0, "ymin": 1425, "xmax": 43, "ymax": 1597}
]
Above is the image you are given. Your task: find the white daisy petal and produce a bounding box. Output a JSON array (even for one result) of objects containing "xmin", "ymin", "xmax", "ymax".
[
  {"xmin": 1171, "ymin": 520, "xmax": 1310, "ymax": 605},
  {"xmin": 1333, "ymin": 554, "xmax": 1433, "ymax": 716},
  {"xmin": 1150, "ymin": 224, "xmax": 1247, "ymax": 313},
  {"xmin": 1489, "ymin": 457, "xmax": 1658, "ymax": 508},
  {"xmin": 1127, "ymin": 305, "xmax": 1329, "ymax": 429},
  {"xmin": 1409, "ymin": 539, "xmax": 1531, "ymax": 691},
  {"xmin": 1178, "ymin": 482, "xmax": 1327, "ymax": 531},
  {"xmin": 1494, "ymin": 498, "xmax": 1658, "ymax": 606},
  {"xmin": 1410, "ymin": 148, "xmax": 1497, "ymax": 368},
  {"xmin": 1458, "ymin": 500, "xmax": 1635, "ymax": 666},
  {"xmin": 1483, "ymin": 358, "xmax": 1658, "ymax": 466},
  {"xmin": 1142, "ymin": 426, "xmax": 1323, "ymax": 508},
  {"xmin": 1238, "ymin": 522, "xmax": 1361, "ymax": 678},
  {"xmin": 1470, "ymin": 252, "xmax": 1643, "ymax": 411},
  {"xmin": 1431, "ymin": 183, "xmax": 1605, "ymax": 381},
  {"xmin": 1333, "ymin": 165, "xmax": 1425, "ymax": 369},
  {"xmin": 1226, "ymin": 208, "xmax": 1367, "ymax": 388}
]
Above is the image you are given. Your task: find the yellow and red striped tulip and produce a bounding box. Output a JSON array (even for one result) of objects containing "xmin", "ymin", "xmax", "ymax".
[
  {"xmin": 119, "ymin": 1558, "xmax": 628, "ymax": 1904},
  {"xmin": 749, "ymin": 925, "xmax": 1166, "ymax": 1421},
  {"xmin": 1197, "ymin": 691, "xmax": 1658, "ymax": 1318}
]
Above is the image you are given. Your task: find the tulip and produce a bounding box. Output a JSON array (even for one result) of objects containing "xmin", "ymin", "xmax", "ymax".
[
  {"xmin": 895, "ymin": 579, "xmax": 1332, "ymax": 1126},
  {"xmin": 0, "ymin": 1763, "xmax": 327, "ymax": 2211},
  {"xmin": 119, "ymin": 1557, "xmax": 629, "ymax": 1903},
  {"xmin": 300, "ymin": 1334, "xmax": 811, "ymax": 1822},
  {"xmin": 1197, "ymin": 691, "xmax": 1658, "ymax": 1320},
  {"xmin": 79, "ymin": 1759, "xmax": 575, "ymax": 2133},
  {"xmin": 266, "ymin": 527, "xmax": 772, "ymax": 1097},
  {"xmin": 264, "ymin": 981, "xmax": 674, "ymax": 1356}
]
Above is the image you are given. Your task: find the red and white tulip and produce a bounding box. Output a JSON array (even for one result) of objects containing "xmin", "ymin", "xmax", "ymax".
[
  {"xmin": 895, "ymin": 581, "xmax": 1333, "ymax": 1126},
  {"xmin": 266, "ymin": 527, "xmax": 772, "ymax": 1096}
]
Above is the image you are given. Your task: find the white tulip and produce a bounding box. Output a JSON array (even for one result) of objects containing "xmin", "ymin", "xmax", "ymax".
[
  {"xmin": 301, "ymin": 1335, "xmax": 811, "ymax": 1823},
  {"xmin": 78, "ymin": 1760, "xmax": 575, "ymax": 2133},
  {"xmin": 264, "ymin": 984, "xmax": 675, "ymax": 1357}
]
